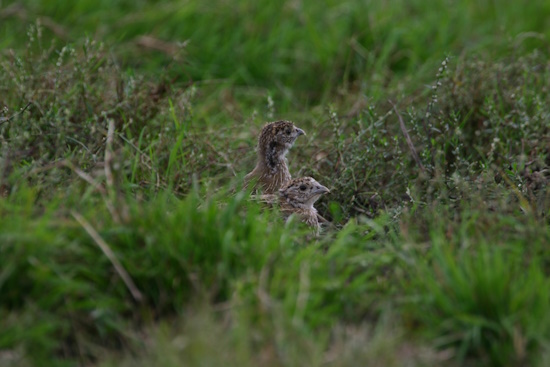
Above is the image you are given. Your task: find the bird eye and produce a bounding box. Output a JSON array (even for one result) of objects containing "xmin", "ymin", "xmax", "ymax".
[{"xmin": 299, "ymin": 185, "xmax": 307, "ymax": 191}]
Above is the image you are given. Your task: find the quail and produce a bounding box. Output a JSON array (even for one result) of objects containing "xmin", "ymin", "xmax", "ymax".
[
  {"xmin": 244, "ymin": 120, "xmax": 305, "ymax": 194},
  {"xmin": 278, "ymin": 176, "xmax": 330, "ymax": 233}
]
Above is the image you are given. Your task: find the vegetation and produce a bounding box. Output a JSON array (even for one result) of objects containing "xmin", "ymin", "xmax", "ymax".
[{"xmin": 1, "ymin": 0, "xmax": 549, "ymax": 366}]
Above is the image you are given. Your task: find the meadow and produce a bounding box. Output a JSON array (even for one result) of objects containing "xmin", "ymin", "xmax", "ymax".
[{"xmin": 1, "ymin": 0, "xmax": 550, "ymax": 366}]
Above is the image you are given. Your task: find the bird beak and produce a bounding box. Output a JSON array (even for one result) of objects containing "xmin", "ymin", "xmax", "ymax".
[
  {"xmin": 313, "ymin": 184, "xmax": 330, "ymax": 195},
  {"xmin": 296, "ymin": 127, "xmax": 306, "ymax": 136}
]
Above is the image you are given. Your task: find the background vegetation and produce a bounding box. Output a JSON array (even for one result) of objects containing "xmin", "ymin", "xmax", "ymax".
[{"xmin": 1, "ymin": 0, "xmax": 549, "ymax": 366}]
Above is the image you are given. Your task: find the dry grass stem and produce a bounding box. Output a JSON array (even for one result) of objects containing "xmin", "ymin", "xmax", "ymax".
[{"xmin": 72, "ymin": 211, "xmax": 144, "ymax": 302}]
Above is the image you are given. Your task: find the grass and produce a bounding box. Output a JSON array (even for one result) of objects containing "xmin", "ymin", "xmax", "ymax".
[{"xmin": 1, "ymin": 0, "xmax": 550, "ymax": 366}]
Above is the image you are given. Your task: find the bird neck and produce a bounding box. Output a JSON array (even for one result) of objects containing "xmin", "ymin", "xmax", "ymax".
[
  {"xmin": 280, "ymin": 200, "xmax": 319, "ymax": 231},
  {"xmin": 280, "ymin": 196, "xmax": 317, "ymax": 212},
  {"xmin": 258, "ymin": 142, "xmax": 288, "ymax": 173}
]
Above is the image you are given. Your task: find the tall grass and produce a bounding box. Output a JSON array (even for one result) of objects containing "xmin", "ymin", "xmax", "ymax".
[
  {"xmin": 3, "ymin": 0, "xmax": 550, "ymax": 101},
  {"xmin": 419, "ymin": 245, "xmax": 550, "ymax": 365}
]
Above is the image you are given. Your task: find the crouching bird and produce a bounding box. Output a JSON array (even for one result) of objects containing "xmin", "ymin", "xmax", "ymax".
[
  {"xmin": 244, "ymin": 120, "xmax": 306, "ymax": 194},
  {"xmin": 278, "ymin": 177, "xmax": 330, "ymax": 234}
]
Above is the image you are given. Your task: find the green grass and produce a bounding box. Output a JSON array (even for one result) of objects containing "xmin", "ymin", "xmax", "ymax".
[{"xmin": 1, "ymin": 0, "xmax": 550, "ymax": 366}]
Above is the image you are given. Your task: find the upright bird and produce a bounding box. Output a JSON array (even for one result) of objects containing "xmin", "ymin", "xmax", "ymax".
[
  {"xmin": 244, "ymin": 120, "xmax": 305, "ymax": 194},
  {"xmin": 278, "ymin": 176, "xmax": 330, "ymax": 233}
]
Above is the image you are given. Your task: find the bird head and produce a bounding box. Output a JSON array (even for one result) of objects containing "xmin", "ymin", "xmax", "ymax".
[
  {"xmin": 258, "ymin": 120, "xmax": 305, "ymax": 161},
  {"xmin": 279, "ymin": 176, "xmax": 330, "ymax": 207}
]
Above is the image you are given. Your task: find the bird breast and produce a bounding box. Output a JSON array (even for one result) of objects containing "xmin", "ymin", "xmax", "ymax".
[
  {"xmin": 259, "ymin": 166, "xmax": 291, "ymax": 194},
  {"xmin": 281, "ymin": 205, "xmax": 319, "ymax": 229}
]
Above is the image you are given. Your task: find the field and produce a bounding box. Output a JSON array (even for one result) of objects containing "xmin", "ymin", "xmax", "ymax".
[{"xmin": 1, "ymin": 0, "xmax": 550, "ymax": 366}]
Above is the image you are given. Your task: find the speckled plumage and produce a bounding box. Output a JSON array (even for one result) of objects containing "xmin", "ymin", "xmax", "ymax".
[
  {"xmin": 244, "ymin": 120, "xmax": 305, "ymax": 194},
  {"xmin": 278, "ymin": 177, "xmax": 330, "ymax": 234}
]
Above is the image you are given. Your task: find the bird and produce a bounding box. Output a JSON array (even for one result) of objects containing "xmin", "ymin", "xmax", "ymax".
[
  {"xmin": 278, "ymin": 176, "xmax": 330, "ymax": 233},
  {"xmin": 244, "ymin": 120, "xmax": 305, "ymax": 194}
]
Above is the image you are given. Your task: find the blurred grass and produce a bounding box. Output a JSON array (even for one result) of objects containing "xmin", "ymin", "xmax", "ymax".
[
  {"xmin": 2, "ymin": 0, "xmax": 550, "ymax": 102},
  {"xmin": 1, "ymin": 0, "xmax": 550, "ymax": 366}
]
